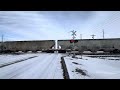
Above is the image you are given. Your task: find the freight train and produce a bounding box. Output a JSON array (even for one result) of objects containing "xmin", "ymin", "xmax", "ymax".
[{"xmin": 0, "ymin": 38, "xmax": 120, "ymax": 54}]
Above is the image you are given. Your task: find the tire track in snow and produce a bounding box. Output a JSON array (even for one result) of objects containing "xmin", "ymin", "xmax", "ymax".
[
  {"xmin": 9, "ymin": 53, "xmax": 54, "ymax": 79},
  {"xmin": 9, "ymin": 54, "xmax": 52, "ymax": 79},
  {"xmin": 40, "ymin": 54, "xmax": 60, "ymax": 79},
  {"xmin": 33, "ymin": 54, "xmax": 58, "ymax": 79},
  {"xmin": 0, "ymin": 56, "xmax": 37, "ymax": 68},
  {"xmin": 0, "ymin": 54, "xmax": 51, "ymax": 79}
]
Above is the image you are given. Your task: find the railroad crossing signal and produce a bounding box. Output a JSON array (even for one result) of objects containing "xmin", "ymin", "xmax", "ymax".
[
  {"xmin": 70, "ymin": 30, "xmax": 77, "ymax": 58},
  {"xmin": 71, "ymin": 30, "xmax": 77, "ymax": 39},
  {"xmin": 70, "ymin": 40, "xmax": 74, "ymax": 43},
  {"xmin": 70, "ymin": 40, "xmax": 78, "ymax": 43}
]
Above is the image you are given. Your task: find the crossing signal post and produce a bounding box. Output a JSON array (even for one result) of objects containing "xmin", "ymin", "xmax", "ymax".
[
  {"xmin": 70, "ymin": 38, "xmax": 82, "ymax": 59},
  {"xmin": 70, "ymin": 30, "xmax": 77, "ymax": 58},
  {"xmin": 70, "ymin": 40, "xmax": 74, "ymax": 43}
]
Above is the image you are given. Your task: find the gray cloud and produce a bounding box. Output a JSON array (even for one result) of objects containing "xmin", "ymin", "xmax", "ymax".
[{"xmin": 0, "ymin": 11, "xmax": 120, "ymax": 41}]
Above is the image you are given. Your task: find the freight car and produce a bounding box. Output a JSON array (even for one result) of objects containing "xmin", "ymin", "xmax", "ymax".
[
  {"xmin": 0, "ymin": 40, "xmax": 55, "ymax": 53},
  {"xmin": 58, "ymin": 38, "xmax": 120, "ymax": 54}
]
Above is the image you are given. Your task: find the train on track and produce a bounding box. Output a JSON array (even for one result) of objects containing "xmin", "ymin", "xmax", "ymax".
[{"xmin": 1, "ymin": 38, "xmax": 120, "ymax": 54}]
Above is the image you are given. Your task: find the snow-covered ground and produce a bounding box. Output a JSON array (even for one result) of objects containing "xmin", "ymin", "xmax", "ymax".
[
  {"xmin": 64, "ymin": 55, "xmax": 120, "ymax": 79},
  {"xmin": 93, "ymin": 56, "xmax": 120, "ymax": 60},
  {"xmin": 1, "ymin": 53, "xmax": 119, "ymax": 79},
  {"xmin": 0, "ymin": 53, "xmax": 39, "ymax": 65},
  {"xmin": 85, "ymin": 55, "xmax": 120, "ymax": 60},
  {"xmin": 0, "ymin": 53, "xmax": 63, "ymax": 79}
]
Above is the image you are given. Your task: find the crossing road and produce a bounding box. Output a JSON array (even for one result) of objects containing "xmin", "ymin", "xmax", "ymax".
[{"xmin": 0, "ymin": 53, "xmax": 63, "ymax": 79}]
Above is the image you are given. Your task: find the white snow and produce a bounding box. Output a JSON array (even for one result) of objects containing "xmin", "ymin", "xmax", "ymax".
[
  {"xmin": 83, "ymin": 51, "xmax": 92, "ymax": 54},
  {"xmin": 2, "ymin": 52, "xmax": 120, "ymax": 79},
  {"xmin": 0, "ymin": 53, "xmax": 39, "ymax": 65},
  {"xmin": 96, "ymin": 51, "xmax": 104, "ymax": 53},
  {"xmin": 0, "ymin": 53, "xmax": 63, "ymax": 79},
  {"xmin": 64, "ymin": 55, "xmax": 120, "ymax": 79},
  {"xmin": 98, "ymin": 57, "xmax": 120, "ymax": 60}
]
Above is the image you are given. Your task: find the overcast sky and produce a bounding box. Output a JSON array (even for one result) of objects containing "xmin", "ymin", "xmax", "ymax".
[{"xmin": 0, "ymin": 11, "xmax": 120, "ymax": 41}]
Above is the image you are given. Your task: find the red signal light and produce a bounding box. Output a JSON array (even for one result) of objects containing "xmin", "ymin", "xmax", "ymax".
[
  {"xmin": 70, "ymin": 40, "xmax": 78, "ymax": 43},
  {"xmin": 70, "ymin": 40, "xmax": 74, "ymax": 43}
]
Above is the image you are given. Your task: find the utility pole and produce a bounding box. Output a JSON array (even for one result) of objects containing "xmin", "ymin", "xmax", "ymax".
[
  {"xmin": 80, "ymin": 34, "xmax": 82, "ymax": 57},
  {"xmin": 2, "ymin": 34, "xmax": 3, "ymax": 44},
  {"xmin": 103, "ymin": 29, "xmax": 104, "ymax": 39},
  {"xmin": 80, "ymin": 34, "xmax": 82, "ymax": 39},
  {"xmin": 1, "ymin": 34, "xmax": 4, "ymax": 53},
  {"xmin": 91, "ymin": 34, "xmax": 96, "ymax": 39},
  {"xmin": 71, "ymin": 30, "xmax": 76, "ymax": 58}
]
